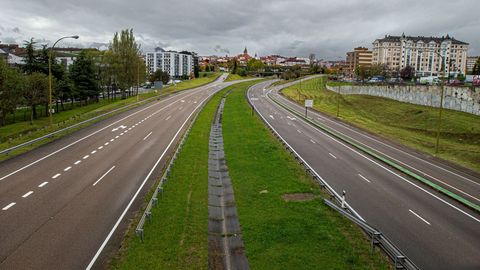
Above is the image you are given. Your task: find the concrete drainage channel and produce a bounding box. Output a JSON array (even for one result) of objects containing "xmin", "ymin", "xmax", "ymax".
[{"xmin": 208, "ymin": 95, "xmax": 249, "ymax": 270}]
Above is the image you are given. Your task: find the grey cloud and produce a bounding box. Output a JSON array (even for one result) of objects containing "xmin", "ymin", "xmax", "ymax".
[
  {"xmin": 12, "ymin": 27, "xmax": 21, "ymax": 33},
  {"xmin": 0, "ymin": 0, "xmax": 478, "ymax": 58}
]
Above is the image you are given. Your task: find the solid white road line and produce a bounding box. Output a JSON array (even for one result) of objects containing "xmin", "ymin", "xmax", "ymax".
[
  {"xmin": 165, "ymin": 115, "xmax": 171, "ymax": 121},
  {"xmin": 64, "ymin": 166, "xmax": 72, "ymax": 172},
  {"xmin": 74, "ymin": 160, "xmax": 81, "ymax": 165},
  {"xmin": 52, "ymin": 173, "xmax": 61, "ymax": 179},
  {"xmin": 358, "ymin": 174, "xmax": 371, "ymax": 183},
  {"xmin": 86, "ymin": 83, "xmax": 219, "ymax": 270},
  {"xmin": 143, "ymin": 132, "xmax": 153, "ymax": 141},
  {"xmin": 38, "ymin": 181, "xmax": 48, "ymax": 188},
  {"xmin": 92, "ymin": 166, "xmax": 116, "ymax": 186},
  {"xmin": 0, "ymin": 90, "xmax": 203, "ymax": 182},
  {"xmin": 263, "ymin": 90, "xmax": 480, "ymax": 223},
  {"xmin": 409, "ymin": 209, "xmax": 431, "ymax": 225},
  {"xmin": 2, "ymin": 202, "xmax": 16, "ymax": 211},
  {"xmin": 83, "ymin": 155, "xmax": 90, "ymax": 160},
  {"xmin": 329, "ymin": 153, "xmax": 337, "ymax": 159},
  {"xmin": 22, "ymin": 191, "xmax": 34, "ymax": 198}
]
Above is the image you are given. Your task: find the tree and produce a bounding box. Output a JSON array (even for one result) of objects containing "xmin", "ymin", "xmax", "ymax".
[
  {"xmin": 23, "ymin": 72, "xmax": 48, "ymax": 123},
  {"xmin": 69, "ymin": 50, "xmax": 100, "ymax": 104},
  {"xmin": 149, "ymin": 69, "xmax": 170, "ymax": 85},
  {"xmin": 109, "ymin": 29, "xmax": 141, "ymax": 99},
  {"xmin": 230, "ymin": 59, "xmax": 238, "ymax": 74},
  {"xmin": 400, "ymin": 65, "xmax": 415, "ymax": 80},
  {"xmin": 309, "ymin": 53, "xmax": 316, "ymax": 68},
  {"xmin": 194, "ymin": 65, "xmax": 200, "ymax": 78},
  {"xmin": 246, "ymin": 58, "xmax": 265, "ymax": 72},
  {"xmin": 473, "ymin": 58, "xmax": 480, "ymax": 75},
  {"xmin": 0, "ymin": 61, "xmax": 23, "ymax": 125},
  {"xmin": 355, "ymin": 65, "xmax": 367, "ymax": 80}
]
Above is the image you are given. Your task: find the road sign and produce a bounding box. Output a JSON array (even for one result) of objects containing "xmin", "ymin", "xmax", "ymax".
[{"xmin": 305, "ymin": 99, "xmax": 313, "ymax": 108}]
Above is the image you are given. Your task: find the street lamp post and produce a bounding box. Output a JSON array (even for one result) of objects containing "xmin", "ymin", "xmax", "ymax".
[
  {"xmin": 48, "ymin": 35, "xmax": 79, "ymax": 126},
  {"xmin": 419, "ymin": 48, "xmax": 446, "ymax": 154}
]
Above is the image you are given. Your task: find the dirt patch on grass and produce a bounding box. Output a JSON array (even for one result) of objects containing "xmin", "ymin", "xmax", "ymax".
[{"xmin": 282, "ymin": 193, "xmax": 316, "ymax": 202}]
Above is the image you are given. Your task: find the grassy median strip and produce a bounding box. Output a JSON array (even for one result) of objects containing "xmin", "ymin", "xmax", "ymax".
[
  {"xmin": 0, "ymin": 73, "xmax": 221, "ymax": 161},
  {"xmin": 110, "ymin": 80, "xmax": 260, "ymax": 270},
  {"xmin": 221, "ymin": 86, "xmax": 391, "ymax": 269},
  {"xmin": 282, "ymin": 76, "xmax": 480, "ymax": 172}
]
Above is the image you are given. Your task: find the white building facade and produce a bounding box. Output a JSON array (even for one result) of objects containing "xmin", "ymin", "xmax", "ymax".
[
  {"xmin": 146, "ymin": 48, "xmax": 193, "ymax": 78},
  {"xmin": 372, "ymin": 34, "xmax": 469, "ymax": 77}
]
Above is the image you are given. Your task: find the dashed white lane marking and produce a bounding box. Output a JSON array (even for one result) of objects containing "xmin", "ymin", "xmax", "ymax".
[
  {"xmin": 115, "ymin": 136, "xmax": 119, "ymax": 139},
  {"xmin": 91, "ymin": 150, "xmax": 97, "ymax": 154},
  {"xmin": 329, "ymin": 153, "xmax": 337, "ymax": 159},
  {"xmin": 409, "ymin": 209, "xmax": 431, "ymax": 225},
  {"xmin": 93, "ymin": 166, "xmax": 116, "ymax": 186},
  {"xmin": 128, "ymin": 128, "xmax": 132, "ymax": 131},
  {"xmin": 358, "ymin": 174, "xmax": 371, "ymax": 183},
  {"xmin": 310, "ymin": 139, "xmax": 316, "ymax": 144},
  {"xmin": 297, "ymin": 129, "xmax": 302, "ymax": 133},
  {"xmin": 143, "ymin": 132, "xmax": 153, "ymax": 141},
  {"xmin": 2, "ymin": 202, "xmax": 16, "ymax": 211},
  {"xmin": 52, "ymin": 173, "xmax": 61, "ymax": 179},
  {"xmin": 110, "ymin": 139, "xmax": 114, "ymax": 142},
  {"xmin": 179, "ymin": 106, "xmax": 183, "ymax": 110},
  {"xmin": 269, "ymin": 115, "xmax": 274, "ymax": 120},
  {"xmin": 120, "ymin": 133, "xmax": 124, "ymax": 136},
  {"xmin": 165, "ymin": 115, "xmax": 171, "ymax": 121},
  {"xmin": 64, "ymin": 166, "xmax": 72, "ymax": 172},
  {"xmin": 38, "ymin": 181, "xmax": 48, "ymax": 188},
  {"xmin": 98, "ymin": 146, "xmax": 103, "ymax": 150},
  {"xmin": 74, "ymin": 160, "xmax": 81, "ymax": 165},
  {"xmin": 104, "ymin": 142, "xmax": 109, "ymax": 146},
  {"xmin": 22, "ymin": 191, "xmax": 34, "ymax": 198},
  {"xmin": 83, "ymin": 155, "xmax": 90, "ymax": 160}
]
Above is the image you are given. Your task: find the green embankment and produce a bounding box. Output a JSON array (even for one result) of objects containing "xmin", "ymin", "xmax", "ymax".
[
  {"xmin": 225, "ymin": 73, "xmax": 255, "ymax": 82},
  {"xmin": 0, "ymin": 72, "xmax": 221, "ymax": 160},
  {"xmin": 222, "ymin": 86, "xmax": 391, "ymax": 269},
  {"xmin": 282, "ymin": 77, "xmax": 480, "ymax": 172},
  {"xmin": 111, "ymin": 80, "xmax": 390, "ymax": 269}
]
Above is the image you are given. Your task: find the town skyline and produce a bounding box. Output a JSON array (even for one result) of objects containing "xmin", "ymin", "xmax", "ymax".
[{"xmin": 1, "ymin": 0, "xmax": 479, "ymax": 58}]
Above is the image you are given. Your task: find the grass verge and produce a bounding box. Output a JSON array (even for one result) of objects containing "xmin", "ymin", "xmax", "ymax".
[
  {"xmin": 224, "ymin": 73, "xmax": 255, "ymax": 82},
  {"xmin": 109, "ymin": 80, "xmax": 260, "ymax": 269},
  {"xmin": 0, "ymin": 72, "xmax": 221, "ymax": 162},
  {"xmin": 282, "ymin": 76, "xmax": 480, "ymax": 172},
  {"xmin": 221, "ymin": 85, "xmax": 391, "ymax": 269}
]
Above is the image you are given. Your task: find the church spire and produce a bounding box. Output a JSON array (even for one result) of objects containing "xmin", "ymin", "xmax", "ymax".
[{"xmin": 244, "ymin": 46, "xmax": 248, "ymax": 55}]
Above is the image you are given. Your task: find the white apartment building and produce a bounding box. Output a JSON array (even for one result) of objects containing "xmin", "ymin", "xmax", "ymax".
[
  {"xmin": 372, "ymin": 34, "xmax": 469, "ymax": 77},
  {"xmin": 146, "ymin": 48, "xmax": 193, "ymax": 78}
]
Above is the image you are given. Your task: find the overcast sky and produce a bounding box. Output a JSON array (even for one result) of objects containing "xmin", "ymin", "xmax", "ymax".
[{"xmin": 0, "ymin": 0, "xmax": 478, "ymax": 59}]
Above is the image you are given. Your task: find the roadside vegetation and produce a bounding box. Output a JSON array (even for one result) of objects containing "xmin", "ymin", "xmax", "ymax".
[
  {"xmin": 222, "ymin": 85, "xmax": 391, "ymax": 269},
  {"xmin": 282, "ymin": 76, "xmax": 480, "ymax": 172},
  {"xmin": 111, "ymin": 80, "xmax": 391, "ymax": 269},
  {"xmin": 225, "ymin": 73, "xmax": 255, "ymax": 82},
  {"xmin": 0, "ymin": 72, "xmax": 221, "ymax": 161}
]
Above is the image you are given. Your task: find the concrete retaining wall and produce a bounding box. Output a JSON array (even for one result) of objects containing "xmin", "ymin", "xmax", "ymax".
[{"xmin": 326, "ymin": 84, "xmax": 480, "ymax": 116}]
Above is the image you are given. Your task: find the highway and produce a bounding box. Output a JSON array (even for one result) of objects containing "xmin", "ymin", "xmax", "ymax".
[
  {"xmin": 248, "ymin": 79, "xmax": 480, "ymax": 270},
  {"xmin": 0, "ymin": 74, "xmax": 239, "ymax": 269}
]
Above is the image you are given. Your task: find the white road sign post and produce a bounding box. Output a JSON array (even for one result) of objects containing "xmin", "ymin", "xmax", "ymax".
[{"xmin": 305, "ymin": 99, "xmax": 313, "ymax": 117}]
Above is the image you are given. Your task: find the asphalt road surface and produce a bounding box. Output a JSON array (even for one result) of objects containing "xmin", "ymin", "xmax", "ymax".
[
  {"xmin": 248, "ymin": 79, "xmax": 480, "ymax": 270},
  {"xmin": 0, "ymin": 74, "xmax": 245, "ymax": 270}
]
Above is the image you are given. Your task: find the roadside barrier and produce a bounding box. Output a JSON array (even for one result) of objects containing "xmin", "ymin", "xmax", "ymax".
[{"xmin": 247, "ymin": 82, "xmax": 419, "ymax": 270}]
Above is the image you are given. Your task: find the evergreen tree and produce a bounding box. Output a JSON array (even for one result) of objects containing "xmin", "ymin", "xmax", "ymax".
[{"xmin": 69, "ymin": 50, "xmax": 100, "ymax": 104}]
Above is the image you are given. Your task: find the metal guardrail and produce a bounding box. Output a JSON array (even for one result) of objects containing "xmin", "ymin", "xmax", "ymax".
[
  {"xmin": 134, "ymin": 87, "xmax": 217, "ymax": 241},
  {"xmin": 324, "ymin": 200, "xmax": 419, "ymax": 270},
  {"xmin": 0, "ymin": 94, "xmax": 164, "ymax": 156},
  {"xmin": 1, "ymin": 75, "xmax": 228, "ymax": 156},
  {"xmin": 246, "ymin": 82, "xmax": 420, "ymax": 269}
]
